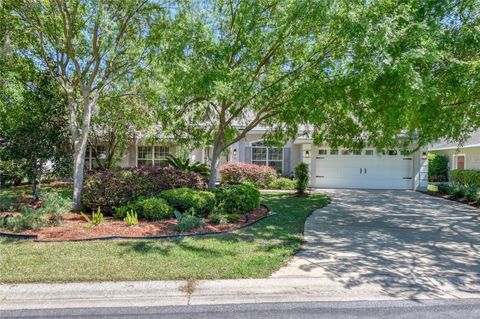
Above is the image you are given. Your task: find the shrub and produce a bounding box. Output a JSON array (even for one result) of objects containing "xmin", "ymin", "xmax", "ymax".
[
  {"xmin": 160, "ymin": 188, "xmax": 215, "ymax": 217},
  {"xmin": 437, "ymin": 183, "xmax": 451, "ymax": 194},
  {"xmin": 209, "ymin": 213, "xmax": 224, "ymax": 224},
  {"xmin": 219, "ymin": 162, "xmax": 276, "ymax": 188},
  {"xmin": 214, "ymin": 184, "xmax": 260, "ymax": 214},
  {"xmin": 450, "ymin": 169, "xmax": 480, "ymax": 188},
  {"xmin": 81, "ymin": 208, "xmax": 104, "ymax": 226},
  {"xmin": 39, "ymin": 192, "xmax": 71, "ymax": 225},
  {"xmin": 428, "ymin": 154, "xmax": 449, "ymax": 182},
  {"xmin": 165, "ymin": 154, "xmax": 210, "ymax": 177},
  {"xmin": 295, "ymin": 162, "xmax": 309, "ymax": 194},
  {"xmin": 173, "ymin": 209, "xmax": 205, "ymax": 232},
  {"xmin": 82, "ymin": 166, "xmax": 206, "ymax": 214},
  {"xmin": 225, "ymin": 214, "xmax": 241, "ymax": 223},
  {"xmin": 0, "ymin": 207, "xmax": 47, "ymax": 232},
  {"xmin": 141, "ymin": 197, "xmax": 174, "ymax": 220},
  {"xmin": 267, "ymin": 177, "xmax": 296, "ymax": 190},
  {"xmin": 114, "ymin": 201, "xmax": 142, "ymax": 220}
]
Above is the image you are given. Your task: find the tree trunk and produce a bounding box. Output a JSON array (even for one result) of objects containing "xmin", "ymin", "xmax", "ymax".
[
  {"xmin": 207, "ymin": 143, "xmax": 224, "ymax": 190},
  {"xmin": 31, "ymin": 177, "xmax": 39, "ymax": 203}
]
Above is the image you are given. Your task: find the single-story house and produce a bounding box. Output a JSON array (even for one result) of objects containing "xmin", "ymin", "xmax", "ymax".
[
  {"xmin": 86, "ymin": 127, "xmax": 429, "ymax": 190},
  {"xmin": 429, "ymin": 131, "xmax": 480, "ymax": 171}
]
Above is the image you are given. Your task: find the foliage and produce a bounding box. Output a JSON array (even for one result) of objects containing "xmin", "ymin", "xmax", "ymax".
[
  {"xmin": 225, "ymin": 214, "xmax": 241, "ymax": 223},
  {"xmin": 165, "ymin": 154, "xmax": 210, "ymax": 177},
  {"xmin": 173, "ymin": 209, "xmax": 205, "ymax": 233},
  {"xmin": 160, "ymin": 188, "xmax": 215, "ymax": 217},
  {"xmin": 0, "ymin": 160, "xmax": 24, "ymax": 187},
  {"xmin": 294, "ymin": 163, "xmax": 309, "ymax": 195},
  {"xmin": 267, "ymin": 177, "xmax": 296, "ymax": 190},
  {"xmin": 219, "ymin": 163, "xmax": 277, "ymax": 188},
  {"xmin": 38, "ymin": 192, "xmax": 71, "ymax": 226},
  {"xmin": 214, "ymin": 184, "xmax": 260, "ymax": 215},
  {"xmin": 428, "ymin": 154, "xmax": 449, "ymax": 182},
  {"xmin": 124, "ymin": 211, "xmax": 139, "ymax": 226},
  {"xmin": 114, "ymin": 201, "xmax": 142, "ymax": 220},
  {"xmin": 450, "ymin": 169, "xmax": 480, "ymax": 188},
  {"xmin": 0, "ymin": 207, "xmax": 47, "ymax": 232},
  {"xmin": 81, "ymin": 208, "xmax": 104, "ymax": 227},
  {"xmin": 140, "ymin": 197, "xmax": 174, "ymax": 221},
  {"xmin": 208, "ymin": 213, "xmax": 224, "ymax": 225},
  {"xmin": 82, "ymin": 166, "xmax": 205, "ymax": 214}
]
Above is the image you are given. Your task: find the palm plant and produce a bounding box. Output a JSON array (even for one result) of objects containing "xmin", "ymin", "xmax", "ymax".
[{"xmin": 165, "ymin": 154, "xmax": 210, "ymax": 177}]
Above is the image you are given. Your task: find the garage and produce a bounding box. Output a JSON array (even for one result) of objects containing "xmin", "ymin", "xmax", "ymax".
[{"xmin": 312, "ymin": 148, "xmax": 413, "ymax": 189}]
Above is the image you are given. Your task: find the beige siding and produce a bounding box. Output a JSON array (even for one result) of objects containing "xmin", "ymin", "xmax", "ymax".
[{"xmin": 433, "ymin": 147, "xmax": 480, "ymax": 170}]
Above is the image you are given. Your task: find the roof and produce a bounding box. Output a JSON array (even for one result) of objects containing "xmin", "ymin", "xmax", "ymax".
[{"xmin": 429, "ymin": 131, "xmax": 480, "ymax": 151}]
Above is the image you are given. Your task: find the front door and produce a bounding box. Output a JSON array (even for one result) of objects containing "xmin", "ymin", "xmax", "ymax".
[{"xmin": 456, "ymin": 155, "xmax": 465, "ymax": 169}]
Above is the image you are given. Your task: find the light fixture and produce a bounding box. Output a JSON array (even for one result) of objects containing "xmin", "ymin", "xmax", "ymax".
[
  {"xmin": 304, "ymin": 150, "xmax": 310, "ymax": 158},
  {"xmin": 233, "ymin": 148, "xmax": 237, "ymax": 156},
  {"xmin": 421, "ymin": 151, "xmax": 428, "ymax": 160}
]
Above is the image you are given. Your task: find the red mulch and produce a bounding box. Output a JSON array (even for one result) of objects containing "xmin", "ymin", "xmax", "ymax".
[{"xmin": 0, "ymin": 206, "xmax": 270, "ymax": 241}]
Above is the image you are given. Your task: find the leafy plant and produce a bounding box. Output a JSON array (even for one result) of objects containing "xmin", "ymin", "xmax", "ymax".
[
  {"xmin": 160, "ymin": 188, "xmax": 215, "ymax": 217},
  {"xmin": 39, "ymin": 192, "xmax": 71, "ymax": 226},
  {"xmin": 173, "ymin": 209, "xmax": 205, "ymax": 233},
  {"xmin": 428, "ymin": 154, "xmax": 449, "ymax": 182},
  {"xmin": 225, "ymin": 214, "xmax": 241, "ymax": 223},
  {"xmin": 81, "ymin": 207, "xmax": 104, "ymax": 227},
  {"xmin": 295, "ymin": 162, "xmax": 309, "ymax": 195},
  {"xmin": 267, "ymin": 177, "xmax": 296, "ymax": 190},
  {"xmin": 0, "ymin": 207, "xmax": 47, "ymax": 232},
  {"xmin": 219, "ymin": 162, "xmax": 277, "ymax": 188},
  {"xmin": 140, "ymin": 197, "xmax": 174, "ymax": 220},
  {"xmin": 214, "ymin": 184, "xmax": 260, "ymax": 214},
  {"xmin": 451, "ymin": 169, "xmax": 480, "ymax": 188},
  {"xmin": 124, "ymin": 210, "xmax": 139, "ymax": 226},
  {"xmin": 165, "ymin": 154, "xmax": 210, "ymax": 177},
  {"xmin": 209, "ymin": 213, "xmax": 224, "ymax": 224}
]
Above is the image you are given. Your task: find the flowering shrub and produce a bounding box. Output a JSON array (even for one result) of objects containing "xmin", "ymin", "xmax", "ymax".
[
  {"xmin": 82, "ymin": 166, "xmax": 205, "ymax": 214},
  {"xmin": 219, "ymin": 162, "xmax": 277, "ymax": 188}
]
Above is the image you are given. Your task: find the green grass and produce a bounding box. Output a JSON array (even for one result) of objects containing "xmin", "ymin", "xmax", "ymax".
[{"xmin": 0, "ymin": 192, "xmax": 329, "ymax": 283}]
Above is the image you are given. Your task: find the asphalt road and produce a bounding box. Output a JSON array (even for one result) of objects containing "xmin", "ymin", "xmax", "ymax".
[{"xmin": 1, "ymin": 299, "xmax": 479, "ymax": 319}]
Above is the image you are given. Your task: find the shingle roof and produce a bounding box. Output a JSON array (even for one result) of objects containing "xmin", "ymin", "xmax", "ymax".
[{"xmin": 429, "ymin": 131, "xmax": 480, "ymax": 151}]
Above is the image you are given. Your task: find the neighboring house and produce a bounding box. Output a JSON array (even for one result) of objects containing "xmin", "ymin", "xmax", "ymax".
[
  {"xmin": 87, "ymin": 127, "xmax": 429, "ymax": 190},
  {"xmin": 429, "ymin": 131, "xmax": 480, "ymax": 172}
]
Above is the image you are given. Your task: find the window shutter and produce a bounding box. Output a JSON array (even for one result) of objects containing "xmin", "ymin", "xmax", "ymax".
[
  {"xmin": 283, "ymin": 147, "xmax": 291, "ymax": 176},
  {"xmin": 245, "ymin": 146, "xmax": 252, "ymax": 163}
]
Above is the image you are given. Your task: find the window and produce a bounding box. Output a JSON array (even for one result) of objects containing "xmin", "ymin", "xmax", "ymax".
[
  {"xmin": 365, "ymin": 150, "xmax": 374, "ymax": 155},
  {"xmin": 330, "ymin": 149, "xmax": 339, "ymax": 155},
  {"xmin": 85, "ymin": 145, "xmax": 107, "ymax": 169},
  {"xmin": 251, "ymin": 141, "xmax": 283, "ymax": 173},
  {"xmin": 318, "ymin": 149, "xmax": 327, "ymax": 155},
  {"xmin": 341, "ymin": 150, "xmax": 350, "ymax": 155},
  {"xmin": 353, "ymin": 150, "xmax": 362, "ymax": 155},
  {"xmin": 388, "ymin": 150, "xmax": 398, "ymax": 156},
  {"xmin": 138, "ymin": 145, "xmax": 170, "ymax": 167}
]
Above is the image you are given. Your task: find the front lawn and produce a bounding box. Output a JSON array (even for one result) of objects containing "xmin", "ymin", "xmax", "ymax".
[{"xmin": 0, "ymin": 192, "xmax": 329, "ymax": 283}]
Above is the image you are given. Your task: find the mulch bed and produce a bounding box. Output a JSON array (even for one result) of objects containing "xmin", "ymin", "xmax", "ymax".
[
  {"xmin": 0, "ymin": 205, "xmax": 270, "ymax": 241},
  {"xmin": 423, "ymin": 191, "xmax": 480, "ymax": 208}
]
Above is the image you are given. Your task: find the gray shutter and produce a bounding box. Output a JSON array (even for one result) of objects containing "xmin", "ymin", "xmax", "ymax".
[
  {"xmin": 283, "ymin": 147, "xmax": 291, "ymax": 176},
  {"xmin": 245, "ymin": 146, "xmax": 252, "ymax": 163}
]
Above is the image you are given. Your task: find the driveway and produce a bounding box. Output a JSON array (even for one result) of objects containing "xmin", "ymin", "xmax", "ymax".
[{"xmin": 272, "ymin": 189, "xmax": 480, "ymax": 299}]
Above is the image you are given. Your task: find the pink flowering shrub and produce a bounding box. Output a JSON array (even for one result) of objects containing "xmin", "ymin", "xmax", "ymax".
[{"xmin": 219, "ymin": 162, "xmax": 277, "ymax": 188}]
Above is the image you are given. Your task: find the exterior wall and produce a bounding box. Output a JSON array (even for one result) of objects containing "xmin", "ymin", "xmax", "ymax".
[
  {"xmin": 413, "ymin": 148, "xmax": 428, "ymax": 191},
  {"xmin": 432, "ymin": 147, "xmax": 480, "ymax": 170}
]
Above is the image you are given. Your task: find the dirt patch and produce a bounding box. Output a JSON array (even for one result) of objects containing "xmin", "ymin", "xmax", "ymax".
[{"xmin": 0, "ymin": 205, "xmax": 270, "ymax": 241}]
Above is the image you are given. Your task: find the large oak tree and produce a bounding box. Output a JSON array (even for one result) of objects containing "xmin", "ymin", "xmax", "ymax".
[{"xmin": 153, "ymin": 0, "xmax": 479, "ymax": 188}]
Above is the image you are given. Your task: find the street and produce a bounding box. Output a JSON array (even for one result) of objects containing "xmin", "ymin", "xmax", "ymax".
[{"xmin": 1, "ymin": 299, "xmax": 479, "ymax": 319}]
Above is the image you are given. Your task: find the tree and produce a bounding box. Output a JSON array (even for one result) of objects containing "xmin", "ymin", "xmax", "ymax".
[
  {"xmin": 0, "ymin": 58, "xmax": 70, "ymax": 201},
  {"xmin": 4, "ymin": 0, "xmax": 163, "ymax": 210},
  {"xmin": 153, "ymin": 0, "xmax": 479, "ymax": 188}
]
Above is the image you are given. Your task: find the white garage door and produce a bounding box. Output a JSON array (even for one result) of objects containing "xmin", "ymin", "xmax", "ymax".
[{"xmin": 313, "ymin": 148, "xmax": 413, "ymax": 189}]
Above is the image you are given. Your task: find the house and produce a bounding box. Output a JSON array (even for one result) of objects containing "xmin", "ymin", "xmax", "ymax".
[
  {"xmin": 86, "ymin": 127, "xmax": 429, "ymax": 190},
  {"xmin": 429, "ymin": 131, "xmax": 480, "ymax": 171}
]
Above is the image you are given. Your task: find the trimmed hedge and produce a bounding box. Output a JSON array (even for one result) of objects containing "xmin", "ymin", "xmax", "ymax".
[
  {"xmin": 428, "ymin": 153, "xmax": 448, "ymax": 182},
  {"xmin": 219, "ymin": 162, "xmax": 277, "ymax": 188},
  {"xmin": 82, "ymin": 166, "xmax": 205, "ymax": 214},
  {"xmin": 160, "ymin": 188, "xmax": 215, "ymax": 217},
  {"xmin": 214, "ymin": 184, "xmax": 260, "ymax": 214},
  {"xmin": 451, "ymin": 169, "xmax": 480, "ymax": 188},
  {"xmin": 114, "ymin": 197, "xmax": 174, "ymax": 221},
  {"xmin": 268, "ymin": 177, "xmax": 296, "ymax": 190}
]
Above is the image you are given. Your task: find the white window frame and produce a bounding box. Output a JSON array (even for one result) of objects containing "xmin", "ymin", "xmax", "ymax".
[
  {"xmin": 85, "ymin": 145, "xmax": 107, "ymax": 170},
  {"xmin": 251, "ymin": 140, "xmax": 283, "ymax": 173},
  {"xmin": 136, "ymin": 145, "xmax": 170, "ymax": 167}
]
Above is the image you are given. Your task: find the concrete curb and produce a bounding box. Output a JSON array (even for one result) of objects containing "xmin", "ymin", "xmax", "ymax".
[{"xmin": 1, "ymin": 277, "xmax": 480, "ymax": 310}]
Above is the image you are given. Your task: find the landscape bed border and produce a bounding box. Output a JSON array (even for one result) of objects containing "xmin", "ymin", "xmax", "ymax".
[{"xmin": 0, "ymin": 205, "xmax": 274, "ymax": 242}]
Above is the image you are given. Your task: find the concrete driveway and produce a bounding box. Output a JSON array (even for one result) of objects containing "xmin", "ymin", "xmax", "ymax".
[{"xmin": 272, "ymin": 189, "xmax": 480, "ymax": 299}]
